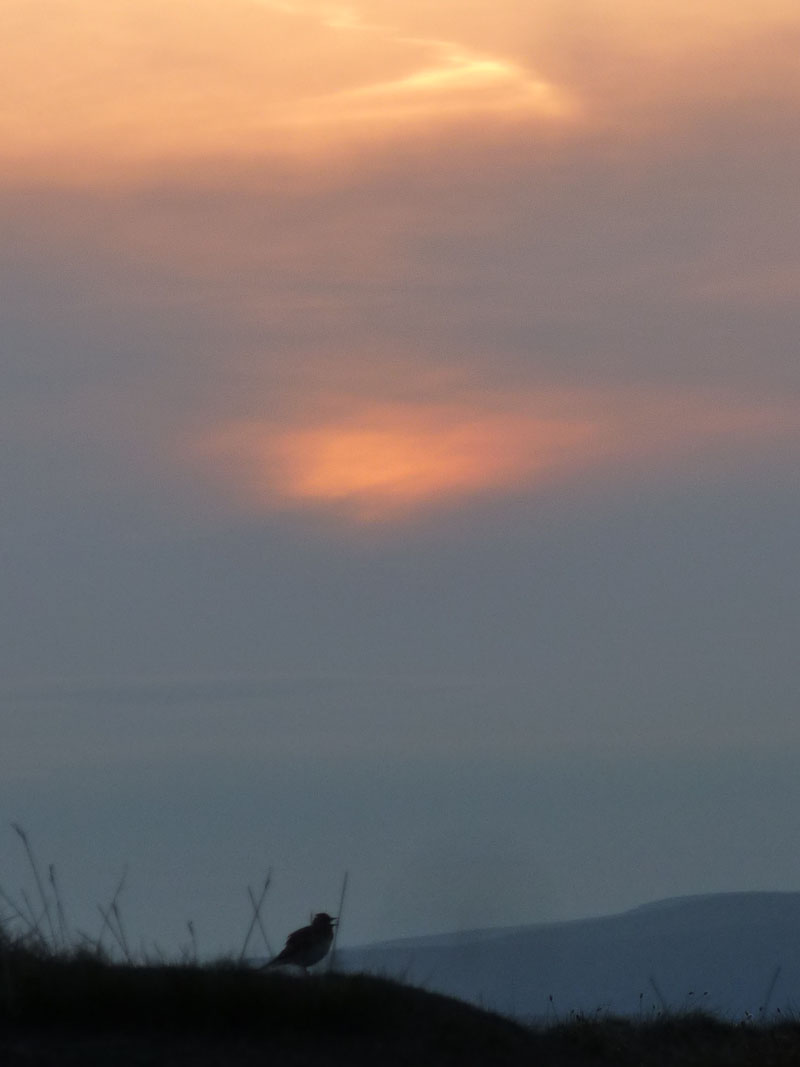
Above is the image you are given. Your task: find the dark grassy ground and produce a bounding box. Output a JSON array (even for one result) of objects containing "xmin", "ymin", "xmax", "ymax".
[{"xmin": 3, "ymin": 941, "xmax": 800, "ymax": 1066}]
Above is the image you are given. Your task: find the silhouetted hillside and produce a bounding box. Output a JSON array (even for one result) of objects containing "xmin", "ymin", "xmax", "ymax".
[{"xmin": 4, "ymin": 941, "xmax": 800, "ymax": 1065}]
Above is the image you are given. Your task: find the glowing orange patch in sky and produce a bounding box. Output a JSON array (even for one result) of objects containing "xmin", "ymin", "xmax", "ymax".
[
  {"xmin": 4, "ymin": 0, "xmax": 798, "ymax": 174},
  {"xmin": 0, "ymin": 0, "xmax": 576, "ymax": 181},
  {"xmin": 4, "ymin": 0, "xmax": 798, "ymax": 184},
  {"xmin": 196, "ymin": 404, "xmax": 596, "ymax": 521},
  {"xmin": 187, "ymin": 386, "xmax": 800, "ymax": 524}
]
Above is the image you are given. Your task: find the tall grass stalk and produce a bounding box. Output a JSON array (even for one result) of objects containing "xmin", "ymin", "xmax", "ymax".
[
  {"xmin": 95, "ymin": 867, "xmax": 127, "ymax": 956},
  {"xmin": 239, "ymin": 870, "xmax": 272, "ymax": 961},
  {"xmin": 20, "ymin": 891, "xmax": 47, "ymax": 948},
  {"xmin": 0, "ymin": 884, "xmax": 31, "ymax": 937},
  {"xmin": 48, "ymin": 864, "xmax": 69, "ymax": 951},
  {"xmin": 247, "ymin": 885, "xmax": 273, "ymax": 956},
  {"xmin": 186, "ymin": 920, "xmax": 198, "ymax": 963},
  {"xmin": 762, "ymin": 965, "xmax": 782, "ymax": 1016},
  {"xmin": 648, "ymin": 975, "xmax": 668, "ymax": 1014},
  {"xmin": 12, "ymin": 824, "xmax": 57, "ymax": 950},
  {"xmin": 112, "ymin": 899, "xmax": 132, "ymax": 962},
  {"xmin": 329, "ymin": 870, "xmax": 349, "ymax": 971},
  {"xmin": 97, "ymin": 905, "xmax": 127, "ymax": 961}
]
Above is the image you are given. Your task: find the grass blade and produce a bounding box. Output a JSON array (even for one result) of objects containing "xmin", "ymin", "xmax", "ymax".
[
  {"xmin": 12, "ymin": 824, "xmax": 57, "ymax": 950},
  {"xmin": 239, "ymin": 869, "xmax": 271, "ymax": 961},
  {"xmin": 329, "ymin": 870, "xmax": 348, "ymax": 972}
]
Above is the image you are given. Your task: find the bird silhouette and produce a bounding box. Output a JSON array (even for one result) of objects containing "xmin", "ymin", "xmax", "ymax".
[{"xmin": 264, "ymin": 912, "xmax": 337, "ymax": 971}]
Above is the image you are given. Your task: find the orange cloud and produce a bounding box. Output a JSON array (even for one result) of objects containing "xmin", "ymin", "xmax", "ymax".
[
  {"xmin": 185, "ymin": 386, "xmax": 800, "ymax": 524},
  {"xmin": 5, "ymin": 0, "xmax": 799, "ymax": 186},
  {"xmin": 192, "ymin": 402, "xmax": 596, "ymax": 521},
  {"xmin": 1, "ymin": 0, "xmax": 575, "ymax": 182}
]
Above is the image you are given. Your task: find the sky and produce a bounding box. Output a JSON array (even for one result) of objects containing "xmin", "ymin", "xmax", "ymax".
[{"xmin": 2, "ymin": 0, "xmax": 800, "ymax": 956}]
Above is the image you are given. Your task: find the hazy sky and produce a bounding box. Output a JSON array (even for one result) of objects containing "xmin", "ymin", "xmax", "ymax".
[{"xmin": 2, "ymin": 0, "xmax": 800, "ymax": 955}]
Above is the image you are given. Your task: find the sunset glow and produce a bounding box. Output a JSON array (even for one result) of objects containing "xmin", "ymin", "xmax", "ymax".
[
  {"xmin": 1, "ymin": 0, "xmax": 577, "ymax": 179},
  {"xmin": 10, "ymin": 0, "xmax": 797, "ymax": 180},
  {"xmin": 187, "ymin": 389, "xmax": 800, "ymax": 522},
  {"xmin": 194, "ymin": 404, "xmax": 597, "ymax": 520}
]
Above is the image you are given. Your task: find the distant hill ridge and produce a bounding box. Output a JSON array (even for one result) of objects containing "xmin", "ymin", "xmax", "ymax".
[
  {"xmin": 626, "ymin": 890, "xmax": 800, "ymax": 916},
  {"xmin": 338, "ymin": 891, "xmax": 800, "ymax": 1021}
]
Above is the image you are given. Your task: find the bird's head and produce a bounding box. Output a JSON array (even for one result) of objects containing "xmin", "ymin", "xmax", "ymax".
[{"xmin": 313, "ymin": 912, "xmax": 337, "ymax": 928}]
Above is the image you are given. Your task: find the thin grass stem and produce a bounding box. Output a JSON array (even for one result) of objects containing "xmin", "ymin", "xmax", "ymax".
[
  {"xmin": 49, "ymin": 864, "xmax": 69, "ymax": 951},
  {"xmin": 20, "ymin": 891, "xmax": 47, "ymax": 948},
  {"xmin": 12, "ymin": 824, "xmax": 57, "ymax": 950},
  {"xmin": 239, "ymin": 869, "xmax": 271, "ymax": 961},
  {"xmin": 247, "ymin": 886, "xmax": 273, "ymax": 956},
  {"xmin": 95, "ymin": 868, "xmax": 127, "ymax": 950},
  {"xmin": 187, "ymin": 920, "xmax": 198, "ymax": 963},
  {"xmin": 329, "ymin": 870, "xmax": 348, "ymax": 971},
  {"xmin": 111, "ymin": 900, "xmax": 132, "ymax": 963},
  {"xmin": 0, "ymin": 884, "xmax": 35, "ymax": 935}
]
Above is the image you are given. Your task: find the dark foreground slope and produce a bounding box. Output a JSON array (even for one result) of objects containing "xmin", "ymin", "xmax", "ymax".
[
  {"xmin": 3, "ymin": 949, "xmax": 800, "ymax": 1066},
  {"xmin": 0, "ymin": 953, "xmax": 531, "ymax": 1066}
]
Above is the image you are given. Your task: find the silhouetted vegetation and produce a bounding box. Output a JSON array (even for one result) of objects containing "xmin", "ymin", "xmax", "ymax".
[{"xmin": 5, "ymin": 924, "xmax": 800, "ymax": 1065}]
